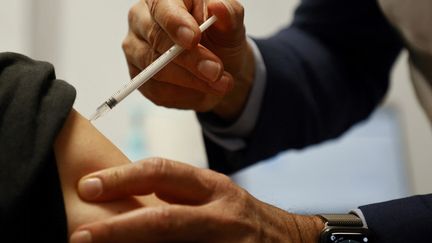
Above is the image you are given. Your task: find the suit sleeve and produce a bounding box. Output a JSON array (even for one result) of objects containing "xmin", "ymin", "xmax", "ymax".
[
  {"xmin": 0, "ymin": 52, "xmax": 76, "ymax": 242},
  {"xmin": 204, "ymin": 0, "xmax": 403, "ymax": 174},
  {"xmin": 359, "ymin": 194, "xmax": 432, "ymax": 242}
]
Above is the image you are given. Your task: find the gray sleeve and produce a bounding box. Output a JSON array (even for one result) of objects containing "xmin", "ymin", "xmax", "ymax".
[{"xmin": 0, "ymin": 52, "xmax": 76, "ymax": 242}]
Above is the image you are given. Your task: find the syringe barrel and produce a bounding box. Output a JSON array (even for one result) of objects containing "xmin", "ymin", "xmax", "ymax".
[{"xmin": 111, "ymin": 44, "xmax": 184, "ymax": 104}]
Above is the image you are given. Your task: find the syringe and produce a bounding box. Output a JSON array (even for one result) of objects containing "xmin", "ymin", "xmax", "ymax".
[{"xmin": 89, "ymin": 15, "xmax": 217, "ymax": 121}]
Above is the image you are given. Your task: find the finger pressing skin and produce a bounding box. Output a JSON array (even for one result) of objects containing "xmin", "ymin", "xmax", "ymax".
[
  {"xmin": 70, "ymin": 206, "xmax": 212, "ymax": 243},
  {"xmin": 146, "ymin": 0, "xmax": 202, "ymax": 49},
  {"xmin": 78, "ymin": 158, "xmax": 218, "ymax": 204}
]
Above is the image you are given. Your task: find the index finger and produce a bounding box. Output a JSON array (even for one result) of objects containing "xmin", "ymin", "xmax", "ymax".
[
  {"xmin": 146, "ymin": 0, "xmax": 203, "ymax": 49},
  {"xmin": 78, "ymin": 158, "xmax": 221, "ymax": 204},
  {"xmin": 70, "ymin": 205, "xmax": 211, "ymax": 243}
]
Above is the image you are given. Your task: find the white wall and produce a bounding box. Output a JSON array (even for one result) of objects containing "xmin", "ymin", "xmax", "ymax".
[
  {"xmin": 0, "ymin": 0, "xmax": 31, "ymax": 54},
  {"xmin": 385, "ymin": 53, "xmax": 432, "ymax": 194},
  {"xmin": 1, "ymin": 0, "xmax": 431, "ymax": 193}
]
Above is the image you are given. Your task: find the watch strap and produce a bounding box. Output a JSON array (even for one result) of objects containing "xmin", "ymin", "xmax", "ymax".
[{"xmin": 318, "ymin": 214, "xmax": 364, "ymax": 227}]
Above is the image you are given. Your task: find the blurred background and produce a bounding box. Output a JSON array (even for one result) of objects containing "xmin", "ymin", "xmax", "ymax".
[{"xmin": 2, "ymin": 0, "xmax": 431, "ymax": 213}]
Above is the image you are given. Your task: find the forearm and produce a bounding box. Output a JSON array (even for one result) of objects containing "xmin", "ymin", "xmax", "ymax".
[
  {"xmin": 212, "ymin": 38, "xmax": 256, "ymax": 121},
  {"xmin": 54, "ymin": 109, "xmax": 161, "ymax": 234},
  {"xmin": 292, "ymin": 214, "xmax": 324, "ymax": 243},
  {"xmin": 54, "ymin": 110, "xmax": 123, "ymax": 178}
]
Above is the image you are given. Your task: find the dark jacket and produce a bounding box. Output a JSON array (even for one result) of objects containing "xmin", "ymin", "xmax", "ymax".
[{"xmin": 203, "ymin": 0, "xmax": 432, "ymax": 242}]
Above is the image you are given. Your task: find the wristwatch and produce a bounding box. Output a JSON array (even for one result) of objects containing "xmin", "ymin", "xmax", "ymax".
[{"xmin": 318, "ymin": 213, "xmax": 371, "ymax": 243}]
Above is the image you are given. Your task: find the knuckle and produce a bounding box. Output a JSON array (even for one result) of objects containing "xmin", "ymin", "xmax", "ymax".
[
  {"xmin": 149, "ymin": 207, "xmax": 177, "ymax": 233},
  {"xmin": 121, "ymin": 38, "xmax": 129, "ymax": 52},
  {"xmin": 226, "ymin": 1, "xmax": 245, "ymax": 33},
  {"xmin": 236, "ymin": 3, "xmax": 245, "ymax": 19},
  {"xmin": 133, "ymin": 157, "xmax": 167, "ymax": 184},
  {"xmin": 228, "ymin": 0, "xmax": 245, "ymax": 19},
  {"xmin": 155, "ymin": 207, "xmax": 173, "ymax": 222},
  {"xmin": 201, "ymin": 169, "xmax": 234, "ymax": 196},
  {"xmin": 227, "ymin": 191, "xmax": 258, "ymax": 236},
  {"xmin": 160, "ymin": 11, "xmax": 175, "ymax": 33},
  {"xmin": 103, "ymin": 169, "xmax": 125, "ymax": 192},
  {"xmin": 91, "ymin": 220, "xmax": 116, "ymax": 242},
  {"xmin": 143, "ymin": 156, "xmax": 163, "ymax": 167},
  {"xmin": 146, "ymin": 157, "xmax": 172, "ymax": 178},
  {"xmin": 127, "ymin": 4, "xmax": 138, "ymax": 26},
  {"xmin": 137, "ymin": 45, "xmax": 156, "ymax": 69},
  {"xmin": 130, "ymin": 161, "xmax": 148, "ymax": 179},
  {"xmin": 125, "ymin": 36, "xmax": 155, "ymax": 70},
  {"xmin": 146, "ymin": 0, "xmax": 159, "ymax": 18},
  {"xmin": 147, "ymin": 23, "xmax": 163, "ymax": 49},
  {"xmin": 215, "ymin": 172, "xmax": 234, "ymax": 188},
  {"xmin": 121, "ymin": 35, "xmax": 136, "ymax": 56},
  {"xmin": 154, "ymin": 157, "xmax": 172, "ymax": 174},
  {"xmin": 149, "ymin": 47, "xmax": 159, "ymax": 62},
  {"xmin": 235, "ymin": 187, "xmax": 251, "ymax": 204}
]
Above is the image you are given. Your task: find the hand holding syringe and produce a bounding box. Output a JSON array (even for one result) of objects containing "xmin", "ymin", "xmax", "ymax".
[{"xmin": 90, "ymin": 15, "xmax": 217, "ymax": 121}]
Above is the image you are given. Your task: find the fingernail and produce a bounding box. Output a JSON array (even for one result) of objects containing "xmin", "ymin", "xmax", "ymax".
[
  {"xmin": 177, "ymin": 26, "xmax": 195, "ymax": 47},
  {"xmin": 198, "ymin": 60, "xmax": 222, "ymax": 82},
  {"xmin": 79, "ymin": 178, "xmax": 102, "ymax": 200},
  {"xmin": 209, "ymin": 75, "xmax": 231, "ymax": 92},
  {"xmin": 70, "ymin": 230, "xmax": 92, "ymax": 243}
]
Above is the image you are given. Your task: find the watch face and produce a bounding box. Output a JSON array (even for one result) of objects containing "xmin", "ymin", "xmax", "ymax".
[
  {"xmin": 321, "ymin": 228, "xmax": 370, "ymax": 243},
  {"xmin": 325, "ymin": 233, "xmax": 369, "ymax": 243}
]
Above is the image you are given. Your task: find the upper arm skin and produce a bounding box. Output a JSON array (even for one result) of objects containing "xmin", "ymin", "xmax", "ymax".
[{"xmin": 54, "ymin": 109, "xmax": 162, "ymax": 234}]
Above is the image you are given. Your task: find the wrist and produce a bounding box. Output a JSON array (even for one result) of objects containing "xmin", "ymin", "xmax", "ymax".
[
  {"xmin": 212, "ymin": 40, "xmax": 255, "ymax": 121},
  {"xmin": 290, "ymin": 214, "xmax": 325, "ymax": 243}
]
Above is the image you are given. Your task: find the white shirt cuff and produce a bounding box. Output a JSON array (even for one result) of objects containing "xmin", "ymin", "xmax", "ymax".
[{"xmin": 350, "ymin": 209, "xmax": 368, "ymax": 228}]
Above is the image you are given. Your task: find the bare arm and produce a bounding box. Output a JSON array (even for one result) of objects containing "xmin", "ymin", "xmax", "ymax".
[{"xmin": 54, "ymin": 109, "xmax": 163, "ymax": 234}]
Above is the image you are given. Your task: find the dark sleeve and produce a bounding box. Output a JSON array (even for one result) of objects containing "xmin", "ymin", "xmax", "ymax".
[
  {"xmin": 205, "ymin": 0, "xmax": 403, "ymax": 174},
  {"xmin": 0, "ymin": 52, "xmax": 76, "ymax": 242},
  {"xmin": 359, "ymin": 194, "xmax": 432, "ymax": 242}
]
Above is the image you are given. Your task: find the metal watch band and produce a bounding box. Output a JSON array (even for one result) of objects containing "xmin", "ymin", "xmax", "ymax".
[{"xmin": 318, "ymin": 214, "xmax": 363, "ymax": 227}]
